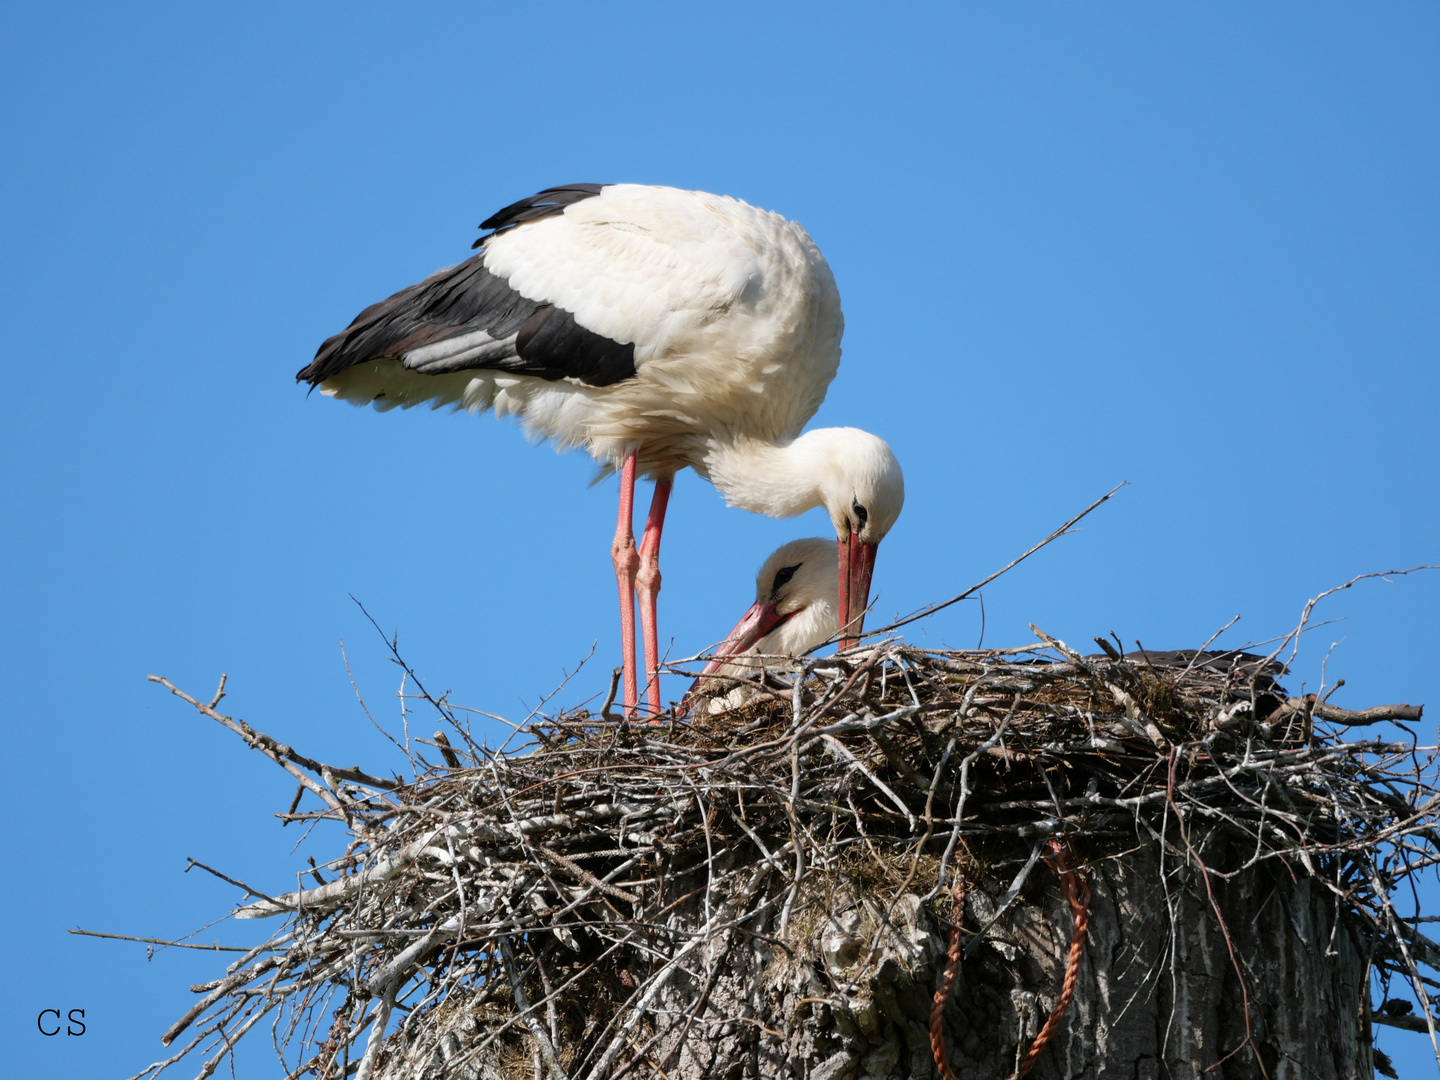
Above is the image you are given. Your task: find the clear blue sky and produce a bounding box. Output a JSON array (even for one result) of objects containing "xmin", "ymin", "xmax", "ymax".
[{"xmin": 3, "ymin": 3, "xmax": 1436, "ymax": 1076}]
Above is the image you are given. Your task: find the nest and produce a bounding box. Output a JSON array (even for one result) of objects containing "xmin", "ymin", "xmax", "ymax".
[{"xmin": 121, "ymin": 626, "xmax": 1439, "ymax": 1080}]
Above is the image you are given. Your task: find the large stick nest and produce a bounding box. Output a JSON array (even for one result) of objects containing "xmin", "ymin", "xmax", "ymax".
[{"xmin": 128, "ymin": 629, "xmax": 1437, "ymax": 1080}]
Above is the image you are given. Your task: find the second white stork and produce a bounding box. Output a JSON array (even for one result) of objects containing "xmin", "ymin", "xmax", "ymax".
[
  {"xmin": 297, "ymin": 183, "xmax": 904, "ymax": 715},
  {"xmin": 694, "ymin": 536, "xmax": 840, "ymax": 683}
]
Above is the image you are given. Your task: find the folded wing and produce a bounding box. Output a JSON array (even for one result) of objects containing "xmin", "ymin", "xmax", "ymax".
[{"xmin": 296, "ymin": 184, "xmax": 637, "ymax": 392}]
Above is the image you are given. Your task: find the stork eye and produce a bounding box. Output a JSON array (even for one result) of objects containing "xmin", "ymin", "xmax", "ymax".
[
  {"xmin": 852, "ymin": 501, "xmax": 869, "ymax": 530},
  {"xmin": 772, "ymin": 564, "xmax": 801, "ymax": 592}
]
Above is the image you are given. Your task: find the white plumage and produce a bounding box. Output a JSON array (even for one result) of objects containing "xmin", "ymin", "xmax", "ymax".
[
  {"xmin": 316, "ymin": 185, "xmax": 844, "ymax": 476},
  {"xmin": 300, "ymin": 184, "xmax": 904, "ymax": 716}
]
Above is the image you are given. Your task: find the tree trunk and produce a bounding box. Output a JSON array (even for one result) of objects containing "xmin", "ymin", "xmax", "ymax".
[
  {"xmin": 641, "ymin": 847, "xmax": 1373, "ymax": 1080},
  {"xmin": 390, "ymin": 844, "xmax": 1374, "ymax": 1080}
]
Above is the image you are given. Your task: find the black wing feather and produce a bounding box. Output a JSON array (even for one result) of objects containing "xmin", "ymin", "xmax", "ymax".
[
  {"xmin": 473, "ymin": 183, "xmax": 607, "ymax": 247},
  {"xmin": 298, "ymin": 182, "xmax": 635, "ymax": 390},
  {"xmin": 513, "ymin": 304, "xmax": 637, "ymax": 387}
]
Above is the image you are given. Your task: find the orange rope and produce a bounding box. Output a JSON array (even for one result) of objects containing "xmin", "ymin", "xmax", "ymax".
[
  {"xmin": 931, "ymin": 840, "xmax": 1091, "ymax": 1079},
  {"xmin": 1010, "ymin": 840, "xmax": 1091, "ymax": 1079},
  {"xmin": 929, "ymin": 848, "xmax": 967, "ymax": 1080}
]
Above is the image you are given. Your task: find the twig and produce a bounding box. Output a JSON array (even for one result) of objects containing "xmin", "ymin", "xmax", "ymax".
[
  {"xmin": 850, "ymin": 482, "xmax": 1127, "ymax": 643},
  {"xmin": 601, "ymin": 667, "xmax": 623, "ymax": 721},
  {"xmin": 501, "ymin": 935, "xmax": 568, "ymax": 1080},
  {"xmin": 185, "ymin": 858, "xmax": 282, "ymax": 908},
  {"xmin": 67, "ymin": 928, "xmax": 251, "ymax": 953}
]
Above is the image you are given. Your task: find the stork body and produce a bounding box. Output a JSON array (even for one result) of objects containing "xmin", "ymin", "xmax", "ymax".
[{"xmin": 299, "ymin": 184, "xmax": 903, "ymax": 715}]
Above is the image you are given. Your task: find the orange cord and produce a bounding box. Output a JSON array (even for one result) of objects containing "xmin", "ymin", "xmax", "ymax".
[
  {"xmin": 930, "ymin": 839, "xmax": 1091, "ymax": 1080},
  {"xmin": 929, "ymin": 848, "xmax": 967, "ymax": 1080},
  {"xmin": 1010, "ymin": 840, "xmax": 1091, "ymax": 1079}
]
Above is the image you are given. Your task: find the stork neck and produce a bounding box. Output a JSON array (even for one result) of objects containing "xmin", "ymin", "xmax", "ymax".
[{"xmin": 704, "ymin": 435, "xmax": 829, "ymax": 520}]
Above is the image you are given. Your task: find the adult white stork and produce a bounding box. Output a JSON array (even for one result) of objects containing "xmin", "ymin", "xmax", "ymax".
[
  {"xmin": 693, "ymin": 537, "xmax": 839, "ymax": 689},
  {"xmin": 297, "ymin": 183, "xmax": 904, "ymax": 715}
]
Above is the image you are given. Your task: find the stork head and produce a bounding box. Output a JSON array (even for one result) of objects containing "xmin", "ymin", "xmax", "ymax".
[
  {"xmin": 693, "ymin": 537, "xmax": 838, "ymax": 687},
  {"xmin": 704, "ymin": 426, "xmax": 904, "ymax": 653},
  {"xmin": 806, "ymin": 428, "xmax": 904, "ymax": 650}
]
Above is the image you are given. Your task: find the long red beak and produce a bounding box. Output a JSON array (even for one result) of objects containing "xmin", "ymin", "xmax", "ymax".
[
  {"xmin": 837, "ymin": 533, "xmax": 878, "ymax": 651},
  {"xmin": 697, "ymin": 601, "xmax": 790, "ymax": 678},
  {"xmin": 678, "ymin": 601, "xmax": 792, "ymax": 714}
]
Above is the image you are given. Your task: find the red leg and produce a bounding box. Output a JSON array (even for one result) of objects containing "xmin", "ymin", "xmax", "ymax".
[
  {"xmin": 611, "ymin": 450, "xmax": 640, "ymax": 715},
  {"xmin": 636, "ymin": 475, "xmax": 673, "ymax": 716}
]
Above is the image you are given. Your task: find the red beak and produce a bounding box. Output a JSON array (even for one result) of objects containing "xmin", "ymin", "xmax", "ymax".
[
  {"xmin": 696, "ymin": 601, "xmax": 791, "ymax": 678},
  {"xmin": 837, "ymin": 533, "xmax": 878, "ymax": 651},
  {"xmin": 678, "ymin": 601, "xmax": 793, "ymax": 714}
]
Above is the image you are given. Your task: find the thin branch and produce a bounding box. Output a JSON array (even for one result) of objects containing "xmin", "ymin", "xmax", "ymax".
[
  {"xmin": 67, "ymin": 928, "xmax": 252, "ymax": 953},
  {"xmin": 847, "ymin": 481, "xmax": 1127, "ymax": 643}
]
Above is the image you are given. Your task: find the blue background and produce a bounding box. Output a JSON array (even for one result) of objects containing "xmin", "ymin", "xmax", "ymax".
[{"xmin": 2, "ymin": 3, "xmax": 1436, "ymax": 1076}]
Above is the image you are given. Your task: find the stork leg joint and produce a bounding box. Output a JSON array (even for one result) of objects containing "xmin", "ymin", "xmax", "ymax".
[
  {"xmin": 635, "ymin": 554, "xmax": 661, "ymax": 596},
  {"xmin": 612, "ymin": 536, "xmax": 639, "ymax": 584}
]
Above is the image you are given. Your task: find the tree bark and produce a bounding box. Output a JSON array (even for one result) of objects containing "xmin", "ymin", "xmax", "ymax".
[
  {"xmin": 388, "ymin": 844, "xmax": 1374, "ymax": 1080},
  {"xmin": 644, "ymin": 848, "xmax": 1374, "ymax": 1080}
]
